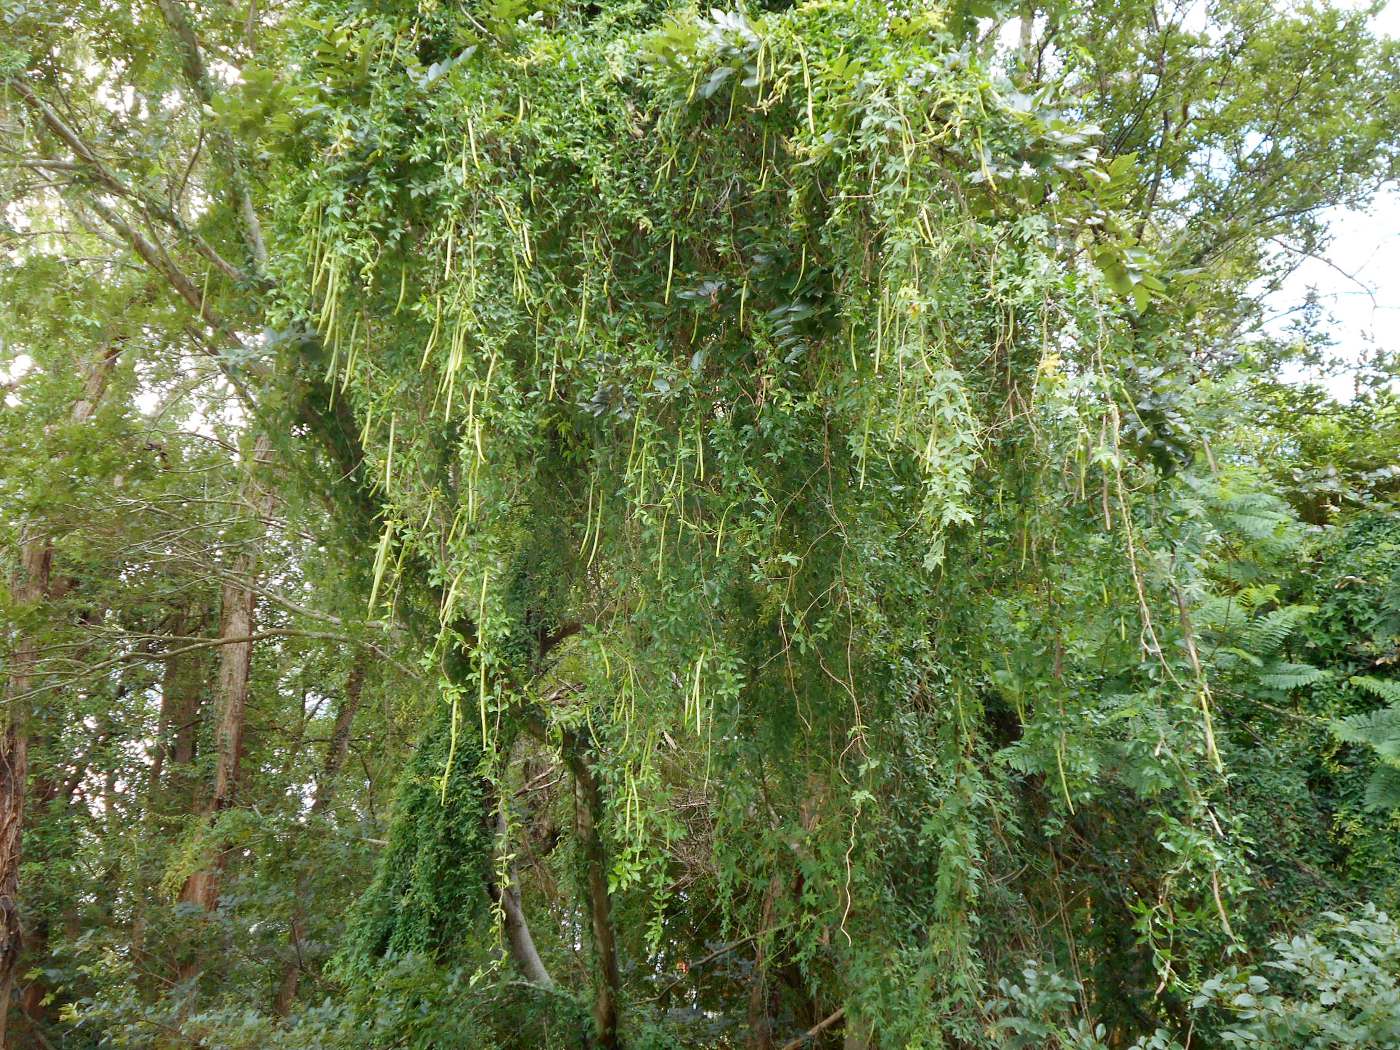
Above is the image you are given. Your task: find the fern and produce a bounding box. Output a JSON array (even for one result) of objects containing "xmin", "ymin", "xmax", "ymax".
[
  {"xmin": 1256, "ymin": 663, "xmax": 1329, "ymax": 691},
  {"xmin": 1235, "ymin": 605, "xmax": 1314, "ymax": 659},
  {"xmin": 1215, "ymin": 490, "xmax": 1296, "ymax": 545},
  {"xmin": 1197, "ymin": 595, "xmax": 1250, "ymax": 634},
  {"xmin": 1351, "ymin": 675, "xmax": 1400, "ymax": 704},
  {"xmin": 1331, "ymin": 676, "xmax": 1400, "ymax": 811},
  {"xmin": 1237, "ymin": 584, "xmax": 1283, "ymax": 612},
  {"xmin": 1364, "ymin": 766, "xmax": 1400, "ymax": 812},
  {"xmin": 1226, "ymin": 511, "xmax": 1290, "ymax": 542},
  {"xmin": 1333, "ymin": 707, "xmax": 1400, "ymax": 760}
]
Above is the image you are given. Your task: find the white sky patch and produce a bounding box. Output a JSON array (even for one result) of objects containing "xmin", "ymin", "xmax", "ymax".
[
  {"xmin": 1, "ymin": 351, "xmax": 34, "ymax": 406},
  {"xmin": 134, "ymin": 385, "xmax": 163, "ymax": 415},
  {"xmin": 0, "ymin": 352, "xmax": 33, "ymax": 383},
  {"xmin": 207, "ymin": 59, "xmax": 244, "ymax": 86},
  {"xmin": 1270, "ymin": 190, "xmax": 1399, "ymax": 397},
  {"xmin": 1268, "ymin": 1, "xmax": 1400, "ymax": 398}
]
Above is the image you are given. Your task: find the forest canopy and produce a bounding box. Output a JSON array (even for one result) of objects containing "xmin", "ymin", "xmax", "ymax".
[{"xmin": 1, "ymin": 1, "xmax": 1399, "ymax": 1047}]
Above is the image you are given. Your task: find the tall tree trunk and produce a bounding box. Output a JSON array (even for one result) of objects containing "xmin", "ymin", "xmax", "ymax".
[
  {"xmin": 0, "ymin": 539, "xmax": 48, "ymax": 1048},
  {"xmin": 170, "ymin": 632, "xmax": 203, "ymax": 774},
  {"xmin": 155, "ymin": 0, "xmax": 268, "ymax": 272},
  {"xmin": 0, "ymin": 346, "xmax": 119, "ymax": 1046},
  {"xmin": 179, "ymin": 433, "xmax": 274, "ymax": 916},
  {"xmin": 272, "ymin": 658, "xmax": 365, "ymax": 1015},
  {"xmin": 136, "ymin": 610, "xmax": 205, "ymax": 982},
  {"xmin": 572, "ymin": 754, "xmax": 620, "ymax": 1050},
  {"xmin": 310, "ymin": 661, "xmax": 364, "ymax": 817},
  {"xmin": 149, "ymin": 607, "xmax": 194, "ymax": 795},
  {"xmin": 0, "ymin": 347, "xmax": 119, "ymax": 1047},
  {"xmin": 746, "ymin": 873, "xmax": 785, "ymax": 1050}
]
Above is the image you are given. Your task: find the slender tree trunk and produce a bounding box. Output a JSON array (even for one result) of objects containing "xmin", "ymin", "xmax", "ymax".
[
  {"xmin": 0, "ymin": 346, "xmax": 119, "ymax": 1046},
  {"xmin": 155, "ymin": 0, "xmax": 268, "ymax": 272},
  {"xmin": 747, "ymin": 873, "xmax": 785, "ymax": 1050},
  {"xmin": 171, "ymin": 634, "xmax": 202, "ymax": 774},
  {"xmin": 572, "ymin": 755, "xmax": 620, "ymax": 1050},
  {"xmin": 175, "ymin": 563, "xmax": 257, "ymax": 912},
  {"xmin": 490, "ymin": 805, "xmax": 553, "ymax": 988},
  {"xmin": 150, "ymin": 606, "xmax": 192, "ymax": 793},
  {"xmin": 311, "ymin": 661, "xmax": 363, "ymax": 816},
  {"xmin": 272, "ymin": 659, "xmax": 365, "ymax": 1015},
  {"xmin": 179, "ymin": 434, "xmax": 274, "ymax": 916},
  {"xmin": 270, "ymin": 921, "xmax": 304, "ymax": 1016},
  {"xmin": 20, "ymin": 608, "xmax": 119, "ymax": 1034}
]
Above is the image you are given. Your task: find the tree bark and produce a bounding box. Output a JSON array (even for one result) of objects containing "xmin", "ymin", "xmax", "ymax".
[
  {"xmin": 490, "ymin": 806, "xmax": 553, "ymax": 988},
  {"xmin": 311, "ymin": 661, "xmax": 364, "ymax": 816},
  {"xmin": 572, "ymin": 754, "xmax": 620, "ymax": 1050},
  {"xmin": 747, "ymin": 873, "xmax": 785, "ymax": 1050},
  {"xmin": 154, "ymin": 0, "xmax": 268, "ymax": 272},
  {"xmin": 0, "ymin": 540, "xmax": 48, "ymax": 1048},
  {"xmin": 0, "ymin": 345, "xmax": 119, "ymax": 1046},
  {"xmin": 150, "ymin": 606, "xmax": 192, "ymax": 794},
  {"xmin": 179, "ymin": 434, "xmax": 275, "ymax": 916},
  {"xmin": 171, "ymin": 640, "xmax": 202, "ymax": 772}
]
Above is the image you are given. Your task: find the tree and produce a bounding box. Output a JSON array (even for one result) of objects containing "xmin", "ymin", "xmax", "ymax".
[{"xmin": 1, "ymin": 1, "xmax": 1397, "ymax": 1047}]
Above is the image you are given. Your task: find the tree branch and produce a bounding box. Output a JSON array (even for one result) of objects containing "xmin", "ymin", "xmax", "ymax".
[
  {"xmin": 154, "ymin": 0, "xmax": 269, "ymax": 271},
  {"xmin": 6, "ymin": 76, "xmax": 250, "ymax": 286},
  {"xmin": 777, "ymin": 1008, "xmax": 845, "ymax": 1050}
]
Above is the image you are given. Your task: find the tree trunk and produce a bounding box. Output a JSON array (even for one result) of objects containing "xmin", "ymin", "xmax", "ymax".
[
  {"xmin": 311, "ymin": 661, "xmax": 363, "ymax": 816},
  {"xmin": 747, "ymin": 873, "xmax": 785, "ymax": 1050},
  {"xmin": 150, "ymin": 606, "xmax": 192, "ymax": 793},
  {"xmin": 0, "ymin": 540, "xmax": 48, "ymax": 1047},
  {"xmin": 272, "ymin": 658, "xmax": 365, "ymax": 1015},
  {"xmin": 0, "ymin": 345, "xmax": 119, "ymax": 1046},
  {"xmin": 171, "ymin": 635, "xmax": 202, "ymax": 772},
  {"xmin": 491, "ymin": 806, "xmax": 553, "ymax": 988},
  {"xmin": 179, "ymin": 433, "xmax": 274, "ymax": 916},
  {"xmin": 572, "ymin": 754, "xmax": 620, "ymax": 1050}
]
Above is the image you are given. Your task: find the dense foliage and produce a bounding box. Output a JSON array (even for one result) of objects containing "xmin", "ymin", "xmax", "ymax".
[{"xmin": 1, "ymin": 1, "xmax": 1398, "ymax": 1047}]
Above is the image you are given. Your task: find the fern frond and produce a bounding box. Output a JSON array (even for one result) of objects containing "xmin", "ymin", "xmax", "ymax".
[
  {"xmin": 1257, "ymin": 663, "xmax": 1329, "ymax": 691},
  {"xmin": 1195, "ymin": 595, "xmax": 1236, "ymax": 628},
  {"xmin": 1350, "ymin": 676, "xmax": 1400, "ymax": 704},
  {"xmin": 1237, "ymin": 584, "xmax": 1282, "ymax": 611},
  {"xmin": 1236, "ymin": 605, "xmax": 1314, "ymax": 658},
  {"xmin": 1217, "ymin": 646, "xmax": 1263, "ymax": 668},
  {"xmin": 1215, "ymin": 560, "xmax": 1265, "ymax": 587},
  {"xmin": 1214, "ymin": 492, "xmax": 1294, "ymax": 544},
  {"xmin": 1363, "ymin": 764, "xmax": 1400, "ymax": 813},
  {"xmin": 1225, "ymin": 511, "xmax": 1289, "ymax": 541},
  {"xmin": 1002, "ymin": 741, "xmax": 1047, "ymax": 776},
  {"xmin": 1333, "ymin": 707, "xmax": 1400, "ymax": 761}
]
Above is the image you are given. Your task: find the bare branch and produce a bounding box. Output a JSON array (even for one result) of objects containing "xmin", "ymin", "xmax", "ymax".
[
  {"xmin": 5, "ymin": 75, "xmax": 250, "ymax": 285},
  {"xmin": 155, "ymin": 0, "xmax": 269, "ymax": 271}
]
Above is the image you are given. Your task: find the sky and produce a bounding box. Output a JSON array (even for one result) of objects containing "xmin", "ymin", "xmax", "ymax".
[
  {"xmin": 1271, "ymin": 1, "xmax": 1400, "ymax": 397},
  {"xmin": 1271, "ymin": 191, "xmax": 1398, "ymax": 398}
]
